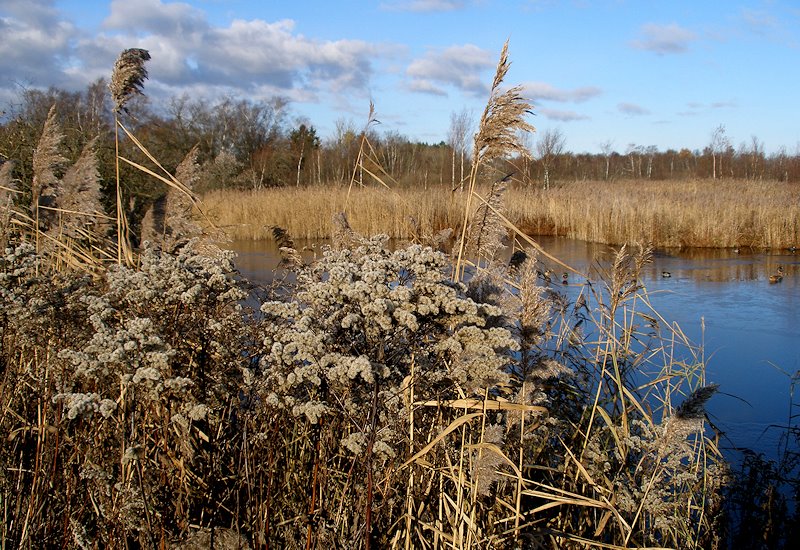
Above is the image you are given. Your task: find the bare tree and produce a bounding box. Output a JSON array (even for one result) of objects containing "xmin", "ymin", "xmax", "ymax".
[
  {"xmin": 748, "ymin": 135, "xmax": 764, "ymax": 180},
  {"xmin": 625, "ymin": 143, "xmax": 643, "ymax": 178},
  {"xmin": 517, "ymin": 129, "xmax": 535, "ymax": 186},
  {"xmin": 645, "ymin": 145, "xmax": 658, "ymax": 179},
  {"xmin": 535, "ymin": 128, "xmax": 565, "ymax": 190},
  {"xmin": 599, "ymin": 139, "xmax": 614, "ymax": 180},
  {"xmin": 447, "ymin": 108, "xmax": 472, "ymax": 191},
  {"xmin": 709, "ymin": 124, "xmax": 729, "ymax": 180},
  {"xmin": 290, "ymin": 122, "xmax": 319, "ymax": 187}
]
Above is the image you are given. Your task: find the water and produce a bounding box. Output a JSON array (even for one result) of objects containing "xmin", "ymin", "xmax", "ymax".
[{"xmin": 226, "ymin": 236, "xmax": 800, "ymax": 462}]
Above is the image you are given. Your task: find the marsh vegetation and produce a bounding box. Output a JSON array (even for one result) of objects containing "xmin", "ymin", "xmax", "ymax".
[
  {"xmin": 1, "ymin": 43, "xmax": 798, "ymax": 549},
  {"xmin": 203, "ymin": 178, "xmax": 800, "ymax": 249}
]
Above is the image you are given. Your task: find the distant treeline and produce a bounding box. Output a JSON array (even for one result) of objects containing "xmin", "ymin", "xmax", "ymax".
[{"xmin": 2, "ymin": 80, "xmax": 799, "ymax": 213}]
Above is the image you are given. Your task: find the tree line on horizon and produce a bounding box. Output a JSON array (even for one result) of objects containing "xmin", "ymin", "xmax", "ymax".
[{"xmin": 2, "ymin": 79, "xmax": 799, "ymax": 216}]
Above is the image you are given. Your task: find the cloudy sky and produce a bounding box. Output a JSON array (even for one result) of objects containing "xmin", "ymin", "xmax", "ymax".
[{"xmin": 1, "ymin": 0, "xmax": 798, "ymax": 154}]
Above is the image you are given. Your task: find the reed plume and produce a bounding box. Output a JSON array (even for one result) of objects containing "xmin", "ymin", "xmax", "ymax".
[
  {"xmin": 0, "ymin": 160, "xmax": 16, "ymax": 205},
  {"xmin": 110, "ymin": 47, "xmax": 151, "ymax": 264},
  {"xmin": 332, "ymin": 211, "xmax": 363, "ymax": 249},
  {"xmin": 59, "ymin": 136, "xmax": 105, "ymax": 236},
  {"xmin": 164, "ymin": 144, "xmax": 203, "ymax": 242},
  {"xmin": 675, "ymin": 383, "xmax": 719, "ymax": 420},
  {"xmin": 141, "ymin": 145, "xmax": 203, "ymax": 249},
  {"xmin": 31, "ymin": 105, "xmax": 67, "ymax": 229},
  {"xmin": 0, "ymin": 160, "xmax": 18, "ymax": 248},
  {"xmin": 471, "ymin": 44, "xmax": 535, "ymax": 165},
  {"xmin": 454, "ymin": 40, "xmax": 535, "ymax": 278},
  {"xmin": 465, "ymin": 176, "xmax": 509, "ymax": 264},
  {"xmin": 110, "ymin": 48, "xmax": 152, "ymax": 114}
]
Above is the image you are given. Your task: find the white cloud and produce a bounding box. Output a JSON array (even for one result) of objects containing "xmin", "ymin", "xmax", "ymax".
[
  {"xmin": 617, "ymin": 102, "xmax": 650, "ymax": 116},
  {"xmin": 406, "ymin": 44, "xmax": 494, "ymax": 96},
  {"xmin": 522, "ymin": 82, "xmax": 601, "ymax": 103},
  {"xmin": 0, "ymin": 0, "xmax": 388, "ymax": 107},
  {"xmin": 740, "ymin": 8, "xmax": 778, "ymax": 36},
  {"xmin": 407, "ymin": 79, "xmax": 448, "ymax": 96},
  {"xmin": 538, "ymin": 108, "xmax": 589, "ymax": 121},
  {"xmin": 0, "ymin": 1, "xmax": 78, "ymax": 88},
  {"xmin": 1, "ymin": 0, "xmax": 63, "ymax": 28},
  {"xmin": 104, "ymin": 0, "xmax": 207, "ymax": 37},
  {"xmin": 381, "ymin": 0, "xmax": 465, "ymax": 12},
  {"xmin": 631, "ymin": 23, "xmax": 696, "ymax": 54}
]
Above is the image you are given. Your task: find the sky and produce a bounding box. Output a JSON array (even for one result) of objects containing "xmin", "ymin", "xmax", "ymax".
[{"xmin": 1, "ymin": 0, "xmax": 799, "ymax": 155}]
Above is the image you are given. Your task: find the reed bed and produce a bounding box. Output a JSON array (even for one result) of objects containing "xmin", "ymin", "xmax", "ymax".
[
  {"xmin": 2, "ymin": 42, "xmax": 791, "ymax": 550},
  {"xmin": 510, "ymin": 178, "xmax": 800, "ymax": 249},
  {"xmin": 204, "ymin": 179, "xmax": 800, "ymax": 249},
  {"xmin": 203, "ymin": 185, "xmax": 462, "ymax": 241}
]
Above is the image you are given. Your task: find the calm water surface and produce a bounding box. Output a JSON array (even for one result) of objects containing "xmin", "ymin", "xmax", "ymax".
[{"xmin": 227, "ymin": 237, "xmax": 800, "ymax": 461}]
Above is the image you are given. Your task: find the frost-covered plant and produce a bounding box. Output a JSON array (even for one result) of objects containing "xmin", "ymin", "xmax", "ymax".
[
  {"xmin": 255, "ymin": 234, "xmax": 520, "ymax": 545},
  {"xmin": 1, "ymin": 238, "xmax": 253, "ymax": 546},
  {"xmin": 260, "ymin": 234, "xmax": 517, "ymax": 420}
]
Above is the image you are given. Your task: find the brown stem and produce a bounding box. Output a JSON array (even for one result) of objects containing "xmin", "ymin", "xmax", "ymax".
[
  {"xmin": 364, "ymin": 381, "xmax": 380, "ymax": 550},
  {"xmin": 305, "ymin": 420, "xmax": 322, "ymax": 550}
]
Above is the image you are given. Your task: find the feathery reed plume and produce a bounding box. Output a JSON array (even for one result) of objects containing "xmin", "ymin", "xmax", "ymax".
[
  {"xmin": 31, "ymin": 105, "xmax": 67, "ymax": 229},
  {"xmin": 331, "ymin": 211, "xmax": 363, "ymax": 249},
  {"xmin": 465, "ymin": 177, "xmax": 509, "ymax": 264},
  {"xmin": 428, "ymin": 227, "xmax": 453, "ymax": 251},
  {"xmin": 59, "ymin": 136, "xmax": 105, "ymax": 237},
  {"xmin": 270, "ymin": 225, "xmax": 295, "ymax": 250},
  {"xmin": 0, "ymin": 160, "xmax": 18, "ymax": 248},
  {"xmin": 454, "ymin": 40, "xmax": 535, "ymax": 279},
  {"xmin": 675, "ymin": 383, "xmax": 719, "ymax": 420},
  {"xmin": 271, "ymin": 225, "xmax": 303, "ymax": 269},
  {"xmin": 345, "ymin": 101, "xmax": 380, "ymax": 210},
  {"xmin": 110, "ymin": 48, "xmax": 152, "ymax": 114},
  {"xmin": 110, "ymin": 48, "xmax": 151, "ymax": 265},
  {"xmin": 660, "ymin": 384, "xmax": 720, "ymax": 460},
  {"xmin": 175, "ymin": 144, "xmax": 202, "ymax": 188},
  {"xmin": 408, "ymin": 215, "xmax": 421, "ymax": 244},
  {"xmin": 472, "ymin": 53, "xmax": 535, "ymax": 165},
  {"xmin": 165, "ymin": 145, "xmax": 202, "ymax": 243},
  {"xmin": 139, "ymin": 194, "xmax": 164, "ymax": 245},
  {"xmin": 0, "ymin": 160, "xmax": 17, "ymax": 205},
  {"xmin": 141, "ymin": 145, "xmax": 203, "ymax": 249}
]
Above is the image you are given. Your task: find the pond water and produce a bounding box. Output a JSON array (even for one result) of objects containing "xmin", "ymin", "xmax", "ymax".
[{"xmin": 226, "ymin": 236, "xmax": 800, "ymax": 463}]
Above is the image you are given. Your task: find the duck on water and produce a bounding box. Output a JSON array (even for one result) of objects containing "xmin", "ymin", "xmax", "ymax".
[{"xmin": 769, "ymin": 266, "xmax": 784, "ymax": 284}]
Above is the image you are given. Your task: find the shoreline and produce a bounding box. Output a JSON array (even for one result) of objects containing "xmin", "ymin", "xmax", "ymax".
[{"xmin": 201, "ymin": 178, "xmax": 800, "ymax": 250}]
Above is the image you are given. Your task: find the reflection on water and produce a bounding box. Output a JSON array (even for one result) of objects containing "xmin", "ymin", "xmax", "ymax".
[{"xmin": 226, "ymin": 236, "xmax": 800, "ymax": 461}]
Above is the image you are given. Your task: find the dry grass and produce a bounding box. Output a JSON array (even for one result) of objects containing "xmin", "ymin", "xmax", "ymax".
[
  {"xmin": 2, "ymin": 41, "xmax": 785, "ymax": 550},
  {"xmin": 508, "ymin": 178, "xmax": 800, "ymax": 249},
  {"xmin": 203, "ymin": 185, "xmax": 463, "ymax": 241},
  {"xmin": 203, "ymin": 178, "xmax": 800, "ymax": 249}
]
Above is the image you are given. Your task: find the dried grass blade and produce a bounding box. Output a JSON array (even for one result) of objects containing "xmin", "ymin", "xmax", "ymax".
[
  {"xmin": 400, "ymin": 412, "xmax": 482, "ymax": 469},
  {"xmin": 116, "ymin": 123, "xmax": 219, "ymax": 232},
  {"xmin": 414, "ymin": 398, "xmax": 546, "ymax": 413}
]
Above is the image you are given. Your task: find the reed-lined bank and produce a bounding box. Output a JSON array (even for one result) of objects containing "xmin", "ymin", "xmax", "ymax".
[
  {"xmin": 3, "ymin": 42, "xmax": 797, "ymax": 549},
  {"xmin": 203, "ymin": 178, "xmax": 800, "ymax": 249}
]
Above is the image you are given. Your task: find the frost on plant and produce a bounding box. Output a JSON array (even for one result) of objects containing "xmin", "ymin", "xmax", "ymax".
[{"xmin": 259, "ymin": 235, "xmax": 518, "ymax": 424}]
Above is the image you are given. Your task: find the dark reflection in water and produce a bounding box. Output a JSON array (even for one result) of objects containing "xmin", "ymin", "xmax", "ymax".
[{"xmin": 226, "ymin": 236, "xmax": 800, "ymax": 461}]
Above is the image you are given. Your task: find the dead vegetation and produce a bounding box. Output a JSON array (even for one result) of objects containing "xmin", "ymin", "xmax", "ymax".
[{"xmin": 1, "ymin": 41, "xmax": 793, "ymax": 550}]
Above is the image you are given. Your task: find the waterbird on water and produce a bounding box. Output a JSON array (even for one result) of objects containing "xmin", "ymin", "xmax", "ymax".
[
  {"xmin": 661, "ymin": 271, "xmax": 672, "ymax": 278},
  {"xmin": 769, "ymin": 266, "xmax": 784, "ymax": 284},
  {"xmin": 562, "ymin": 272, "xmax": 569, "ymax": 285}
]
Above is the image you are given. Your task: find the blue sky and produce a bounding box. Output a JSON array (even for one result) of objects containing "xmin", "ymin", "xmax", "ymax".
[{"xmin": 1, "ymin": 0, "xmax": 798, "ymax": 154}]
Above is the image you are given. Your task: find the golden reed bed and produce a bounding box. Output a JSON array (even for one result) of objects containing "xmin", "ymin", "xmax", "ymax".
[{"xmin": 202, "ymin": 178, "xmax": 800, "ymax": 249}]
